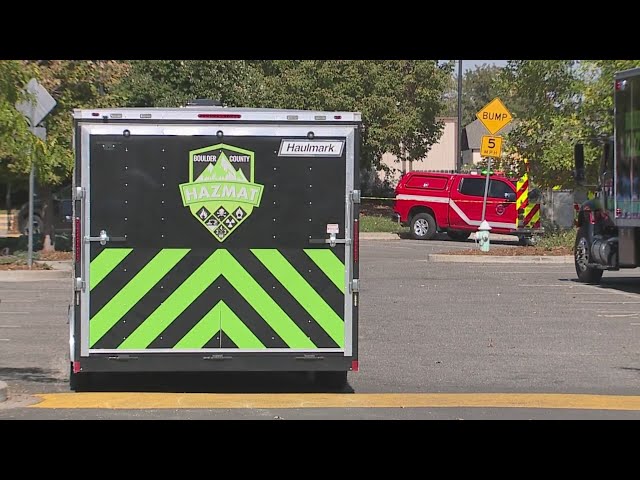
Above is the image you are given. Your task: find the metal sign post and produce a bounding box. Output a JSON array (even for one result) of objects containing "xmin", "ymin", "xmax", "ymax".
[{"xmin": 15, "ymin": 79, "xmax": 56, "ymax": 269}]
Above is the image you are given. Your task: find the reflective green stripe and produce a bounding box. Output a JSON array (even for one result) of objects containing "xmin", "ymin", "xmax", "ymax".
[
  {"xmin": 252, "ymin": 249, "xmax": 344, "ymax": 348},
  {"xmin": 220, "ymin": 250, "xmax": 315, "ymax": 349},
  {"xmin": 89, "ymin": 249, "xmax": 189, "ymax": 347},
  {"xmin": 174, "ymin": 302, "xmax": 221, "ymax": 349},
  {"xmin": 89, "ymin": 248, "xmax": 132, "ymax": 291},
  {"xmin": 219, "ymin": 301, "xmax": 265, "ymax": 349},
  {"xmin": 303, "ymin": 249, "xmax": 345, "ymax": 292},
  {"xmin": 119, "ymin": 252, "xmax": 222, "ymax": 349}
]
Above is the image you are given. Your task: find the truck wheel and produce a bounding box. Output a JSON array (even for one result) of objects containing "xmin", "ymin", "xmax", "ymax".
[
  {"xmin": 574, "ymin": 227, "xmax": 603, "ymax": 284},
  {"xmin": 316, "ymin": 371, "xmax": 348, "ymax": 391},
  {"xmin": 447, "ymin": 230, "xmax": 471, "ymax": 241},
  {"xmin": 410, "ymin": 213, "xmax": 437, "ymax": 240}
]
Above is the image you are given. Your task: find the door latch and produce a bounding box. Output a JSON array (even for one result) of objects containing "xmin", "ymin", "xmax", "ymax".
[{"xmin": 85, "ymin": 230, "xmax": 126, "ymax": 245}]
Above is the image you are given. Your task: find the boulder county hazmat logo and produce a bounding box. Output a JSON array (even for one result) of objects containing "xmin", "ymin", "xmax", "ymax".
[{"xmin": 179, "ymin": 143, "xmax": 264, "ymax": 242}]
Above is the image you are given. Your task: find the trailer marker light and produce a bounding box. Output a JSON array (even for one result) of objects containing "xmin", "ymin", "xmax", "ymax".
[
  {"xmin": 334, "ymin": 115, "xmax": 342, "ymax": 119},
  {"xmin": 351, "ymin": 360, "xmax": 359, "ymax": 371},
  {"xmin": 110, "ymin": 113, "xmax": 123, "ymax": 119},
  {"xmin": 197, "ymin": 113, "xmax": 241, "ymax": 119},
  {"xmin": 140, "ymin": 113, "xmax": 152, "ymax": 119},
  {"xmin": 75, "ymin": 217, "xmax": 81, "ymax": 263},
  {"xmin": 73, "ymin": 361, "xmax": 81, "ymax": 374},
  {"xmin": 91, "ymin": 112, "xmax": 100, "ymax": 117},
  {"xmin": 286, "ymin": 115, "xmax": 299, "ymax": 120},
  {"xmin": 314, "ymin": 115, "xmax": 326, "ymax": 120},
  {"xmin": 353, "ymin": 219, "xmax": 359, "ymax": 263}
]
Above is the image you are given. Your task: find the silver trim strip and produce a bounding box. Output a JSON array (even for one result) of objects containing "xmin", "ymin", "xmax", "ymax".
[
  {"xmin": 344, "ymin": 129, "xmax": 355, "ymax": 357},
  {"xmin": 73, "ymin": 108, "xmax": 361, "ymax": 123},
  {"xmin": 89, "ymin": 348, "xmax": 344, "ymax": 354},
  {"xmin": 81, "ymin": 125, "xmax": 91, "ymax": 357}
]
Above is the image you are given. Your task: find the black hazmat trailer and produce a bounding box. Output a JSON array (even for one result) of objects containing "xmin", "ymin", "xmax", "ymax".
[
  {"xmin": 574, "ymin": 68, "xmax": 640, "ymax": 283},
  {"xmin": 69, "ymin": 105, "xmax": 361, "ymax": 390}
]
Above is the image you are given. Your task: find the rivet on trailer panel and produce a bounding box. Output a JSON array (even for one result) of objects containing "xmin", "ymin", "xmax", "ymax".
[{"xmin": 125, "ymin": 166, "xmax": 128, "ymax": 170}]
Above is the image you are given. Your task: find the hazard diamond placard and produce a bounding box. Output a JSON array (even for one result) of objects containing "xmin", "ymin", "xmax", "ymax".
[{"xmin": 476, "ymin": 97, "xmax": 513, "ymax": 135}]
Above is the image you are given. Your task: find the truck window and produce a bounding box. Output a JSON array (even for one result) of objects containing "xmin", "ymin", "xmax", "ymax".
[
  {"xmin": 459, "ymin": 178, "xmax": 486, "ymax": 197},
  {"xmin": 488, "ymin": 179, "xmax": 515, "ymax": 199}
]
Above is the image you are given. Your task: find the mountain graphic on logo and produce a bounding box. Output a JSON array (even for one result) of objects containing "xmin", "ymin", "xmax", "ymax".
[{"xmin": 196, "ymin": 152, "xmax": 248, "ymax": 183}]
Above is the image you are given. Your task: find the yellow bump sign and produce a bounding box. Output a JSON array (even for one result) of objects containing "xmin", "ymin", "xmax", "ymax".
[
  {"xmin": 476, "ymin": 97, "xmax": 513, "ymax": 135},
  {"xmin": 480, "ymin": 135, "xmax": 502, "ymax": 158}
]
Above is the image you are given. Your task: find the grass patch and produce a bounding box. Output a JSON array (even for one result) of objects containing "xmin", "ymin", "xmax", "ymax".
[
  {"xmin": 537, "ymin": 229, "xmax": 575, "ymax": 250},
  {"xmin": 0, "ymin": 251, "xmax": 51, "ymax": 269},
  {"xmin": 360, "ymin": 214, "xmax": 408, "ymax": 233}
]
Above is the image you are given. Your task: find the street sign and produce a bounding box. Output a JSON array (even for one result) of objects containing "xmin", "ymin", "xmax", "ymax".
[
  {"xmin": 476, "ymin": 97, "xmax": 513, "ymax": 135},
  {"xmin": 15, "ymin": 78, "xmax": 57, "ymax": 127},
  {"xmin": 480, "ymin": 135, "xmax": 503, "ymax": 158}
]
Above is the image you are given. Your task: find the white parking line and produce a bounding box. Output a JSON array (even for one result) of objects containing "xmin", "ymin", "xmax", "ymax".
[
  {"xmin": 0, "ymin": 339, "xmax": 9, "ymax": 341},
  {"xmin": 0, "ymin": 312, "xmax": 31, "ymax": 314},
  {"xmin": 598, "ymin": 314, "xmax": 639, "ymax": 318},
  {"xmin": 0, "ymin": 325, "xmax": 20, "ymax": 328},
  {"xmin": 583, "ymin": 301, "xmax": 640, "ymax": 304}
]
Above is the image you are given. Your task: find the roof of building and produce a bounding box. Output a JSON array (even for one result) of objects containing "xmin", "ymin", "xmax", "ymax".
[{"xmin": 463, "ymin": 118, "xmax": 515, "ymax": 150}]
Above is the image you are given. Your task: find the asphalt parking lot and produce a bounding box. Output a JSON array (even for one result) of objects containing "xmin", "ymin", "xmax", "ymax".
[{"xmin": 1, "ymin": 236, "xmax": 639, "ymax": 419}]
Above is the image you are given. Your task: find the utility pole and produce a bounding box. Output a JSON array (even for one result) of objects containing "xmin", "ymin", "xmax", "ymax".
[{"xmin": 457, "ymin": 60, "xmax": 463, "ymax": 172}]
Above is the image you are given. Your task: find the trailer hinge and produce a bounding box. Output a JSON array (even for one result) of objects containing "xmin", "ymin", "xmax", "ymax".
[
  {"xmin": 108, "ymin": 355, "xmax": 139, "ymax": 361},
  {"xmin": 350, "ymin": 279, "xmax": 360, "ymax": 293},
  {"xmin": 351, "ymin": 190, "xmax": 361, "ymax": 204},
  {"xmin": 295, "ymin": 354, "xmax": 325, "ymax": 361},
  {"xmin": 74, "ymin": 277, "xmax": 85, "ymax": 291},
  {"xmin": 203, "ymin": 354, "xmax": 232, "ymax": 361},
  {"xmin": 73, "ymin": 187, "xmax": 85, "ymax": 200}
]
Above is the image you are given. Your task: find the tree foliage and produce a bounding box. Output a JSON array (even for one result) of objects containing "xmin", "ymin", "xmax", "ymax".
[{"xmin": 255, "ymin": 60, "xmax": 452, "ymax": 168}]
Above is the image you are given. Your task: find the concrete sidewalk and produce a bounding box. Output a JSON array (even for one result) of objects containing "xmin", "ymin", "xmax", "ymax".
[{"xmin": 427, "ymin": 254, "xmax": 573, "ymax": 264}]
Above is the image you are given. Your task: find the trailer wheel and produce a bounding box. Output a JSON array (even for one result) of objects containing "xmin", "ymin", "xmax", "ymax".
[
  {"xmin": 316, "ymin": 371, "xmax": 348, "ymax": 391},
  {"xmin": 447, "ymin": 230, "xmax": 471, "ymax": 241},
  {"xmin": 574, "ymin": 227, "xmax": 603, "ymax": 284},
  {"xmin": 410, "ymin": 213, "xmax": 437, "ymax": 240}
]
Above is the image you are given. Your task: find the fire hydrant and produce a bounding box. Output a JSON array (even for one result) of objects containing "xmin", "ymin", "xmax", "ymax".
[{"xmin": 475, "ymin": 220, "xmax": 492, "ymax": 252}]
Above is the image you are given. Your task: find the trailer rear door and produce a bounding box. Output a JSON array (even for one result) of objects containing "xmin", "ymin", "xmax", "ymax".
[{"xmin": 77, "ymin": 124, "xmax": 357, "ymax": 366}]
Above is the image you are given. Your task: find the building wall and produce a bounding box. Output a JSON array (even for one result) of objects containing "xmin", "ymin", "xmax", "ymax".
[{"xmin": 379, "ymin": 117, "xmax": 458, "ymax": 185}]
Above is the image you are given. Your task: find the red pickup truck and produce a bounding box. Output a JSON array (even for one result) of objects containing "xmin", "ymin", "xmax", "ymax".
[{"xmin": 393, "ymin": 171, "xmax": 543, "ymax": 242}]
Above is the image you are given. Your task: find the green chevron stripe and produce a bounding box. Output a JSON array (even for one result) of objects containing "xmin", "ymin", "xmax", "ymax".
[
  {"xmin": 89, "ymin": 249, "xmax": 189, "ymax": 347},
  {"xmin": 303, "ymin": 249, "xmax": 345, "ymax": 292},
  {"xmin": 174, "ymin": 302, "xmax": 221, "ymax": 349},
  {"xmin": 220, "ymin": 250, "xmax": 315, "ymax": 349},
  {"xmin": 89, "ymin": 248, "xmax": 133, "ymax": 291},
  {"xmin": 252, "ymin": 249, "xmax": 344, "ymax": 348},
  {"xmin": 219, "ymin": 301, "xmax": 265, "ymax": 349},
  {"xmin": 118, "ymin": 252, "xmax": 222, "ymax": 349}
]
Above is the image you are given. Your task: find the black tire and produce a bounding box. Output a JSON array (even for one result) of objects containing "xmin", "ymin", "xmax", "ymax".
[
  {"xmin": 410, "ymin": 213, "xmax": 437, "ymax": 240},
  {"xmin": 518, "ymin": 235, "xmax": 537, "ymax": 246},
  {"xmin": 574, "ymin": 227, "xmax": 604, "ymax": 284},
  {"xmin": 447, "ymin": 230, "xmax": 471, "ymax": 241},
  {"xmin": 315, "ymin": 371, "xmax": 348, "ymax": 391}
]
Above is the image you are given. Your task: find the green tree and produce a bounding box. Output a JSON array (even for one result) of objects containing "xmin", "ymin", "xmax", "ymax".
[
  {"xmin": 118, "ymin": 60, "xmax": 265, "ymax": 108},
  {"xmin": 0, "ymin": 61, "xmax": 39, "ymax": 190},
  {"xmin": 496, "ymin": 60, "xmax": 584, "ymax": 187},
  {"xmin": 256, "ymin": 60, "xmax": 452, "ymax": 170},
  {"xmin": 461, "ymin": 64, "xmax": 503, "ymax": 125},
  {"xmin": 7, "ymin": 61, "xmax": 131, "ymax": 248}
]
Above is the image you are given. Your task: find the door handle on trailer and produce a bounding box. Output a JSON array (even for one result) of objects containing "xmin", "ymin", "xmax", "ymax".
[
  {"xmin": 84, "ymin": 230, "xmax": 127, "ymax": 246},
  {"xmin": 308, "ymin": 233, "xmax": 351, "ymax": 247}
]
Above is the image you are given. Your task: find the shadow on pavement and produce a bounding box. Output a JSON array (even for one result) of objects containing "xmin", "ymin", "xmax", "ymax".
[
  {"xmin": 563, "ymin": 276, "xmax": 640, "ymax": 296},
  {"xmin": 72, "ymin": 371, "xmax": 354, "ymax": 394},
  {"xmin": 398, "ymin": 231, "xmax": 520, "ymax": 246},
  {"xmin": 0, "ymin": 367, "xmax": 62, "ymax": 384}
]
